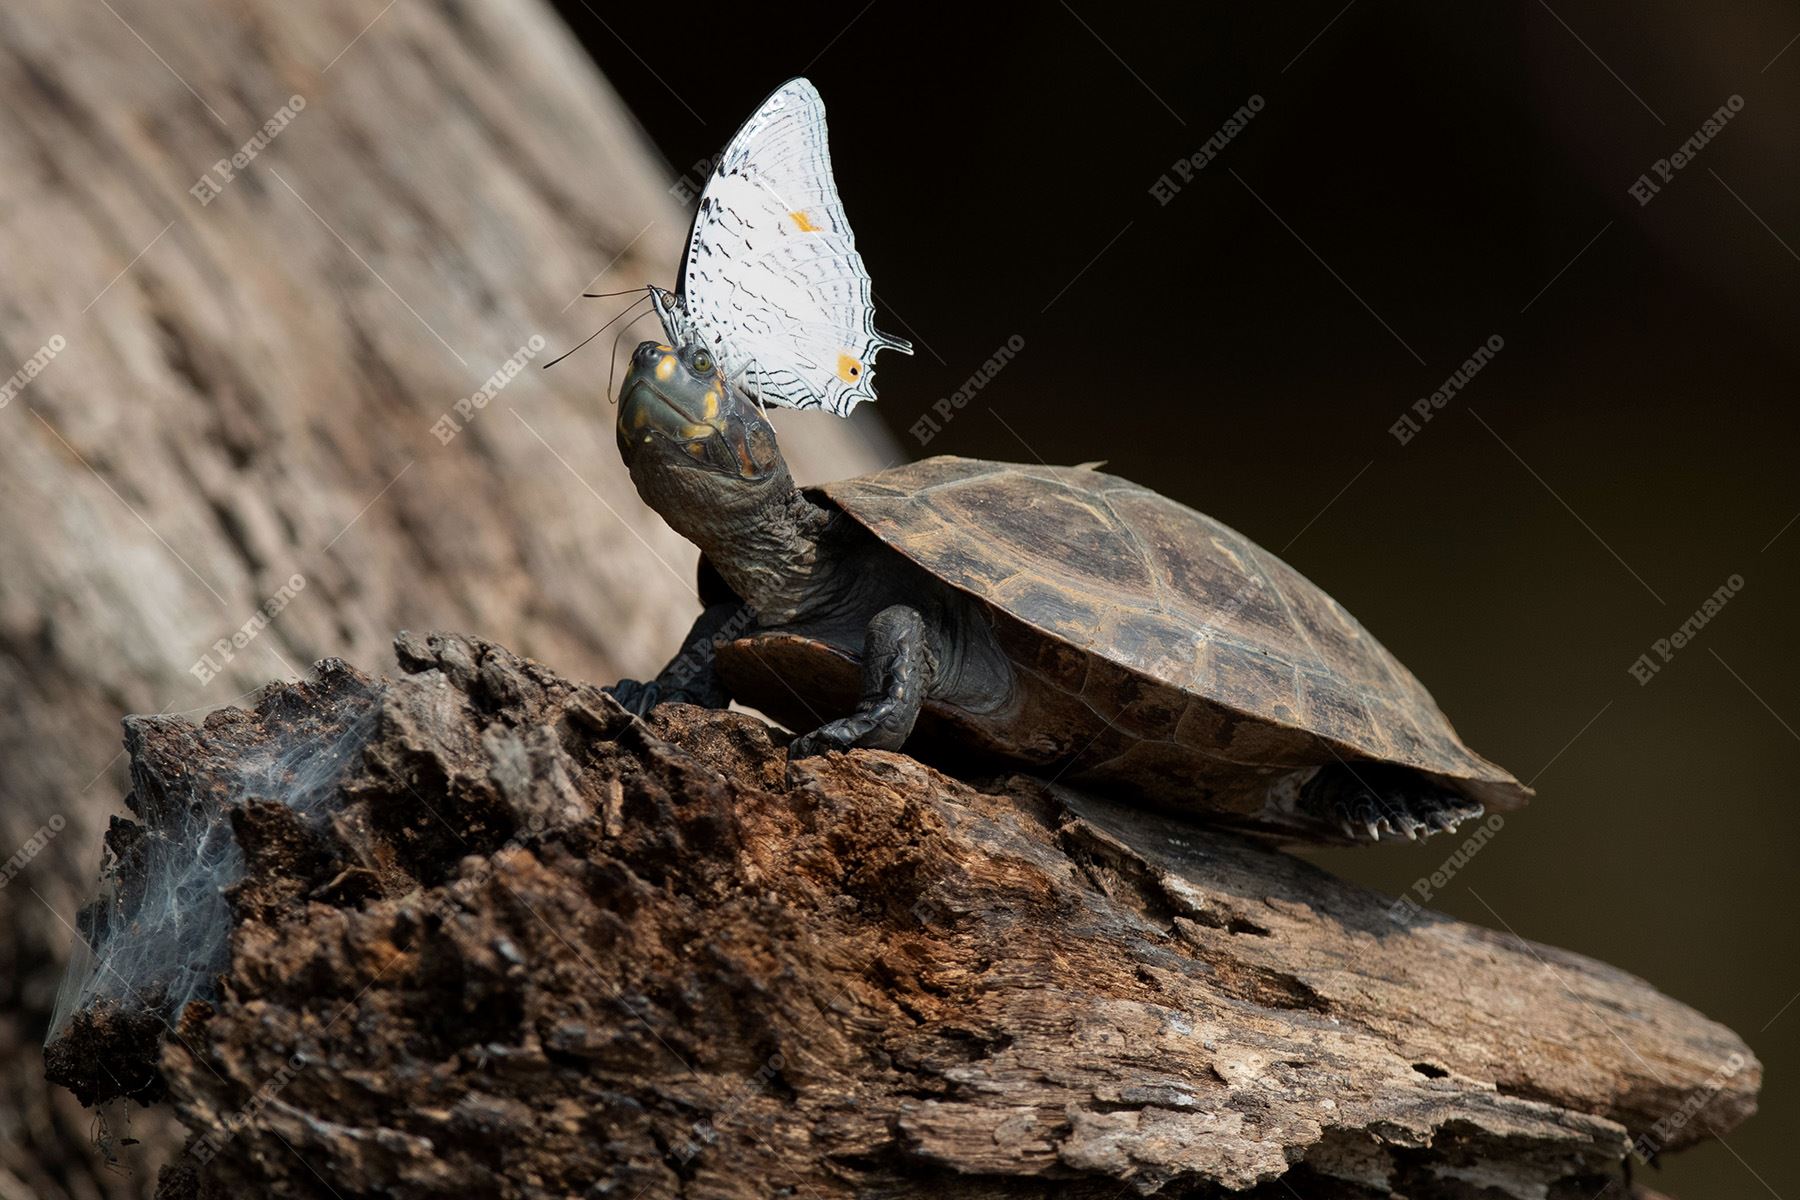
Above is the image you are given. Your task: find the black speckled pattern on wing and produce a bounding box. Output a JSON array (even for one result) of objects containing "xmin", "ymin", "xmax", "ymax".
[{"xmin": 818, "ymin": 456, "xmax": 1527, "ymax": 805}]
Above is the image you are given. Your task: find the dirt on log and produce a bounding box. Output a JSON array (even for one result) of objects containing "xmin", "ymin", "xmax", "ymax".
[{"xmin": 46, "ymin": 633, "xmax": 1756, "ymax": 1199}]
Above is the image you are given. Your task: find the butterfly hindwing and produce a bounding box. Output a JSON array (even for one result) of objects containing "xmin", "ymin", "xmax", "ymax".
[{"xmin": 675, "ymin": 78, "xmax": 910, "ymax": 415}]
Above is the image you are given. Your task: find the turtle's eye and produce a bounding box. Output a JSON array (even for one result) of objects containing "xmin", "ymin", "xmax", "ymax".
[{"xmin": 692, "ymin": 349, "xmax": 714, "ymax": 375}]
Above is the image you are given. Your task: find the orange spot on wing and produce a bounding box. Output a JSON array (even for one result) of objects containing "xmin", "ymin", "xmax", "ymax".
[
  {"xmin": 835, "ymin": 353, "xmax": 863, "ymax": 383},
  {"xmin": 789, "ymin": 210, "xmax": 819, "ymax": 232}
]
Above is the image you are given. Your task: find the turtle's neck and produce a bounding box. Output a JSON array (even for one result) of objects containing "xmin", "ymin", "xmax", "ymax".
[{"xmin": 628, "ymin": 456, "xmax": 838, "ymax": 624}]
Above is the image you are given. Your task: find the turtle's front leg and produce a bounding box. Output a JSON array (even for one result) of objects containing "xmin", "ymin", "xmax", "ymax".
[
  {"xmin": 606, "ymin": 600, "xmax": 744, "ymax": 714},
  {"xmin": 789, "ymin": 605, "xmax": 934, "ymax": 759}
]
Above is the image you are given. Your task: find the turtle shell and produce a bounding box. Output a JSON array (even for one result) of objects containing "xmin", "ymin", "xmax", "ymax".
[{"xmin": 808, "ymin": 456, "xmax": 1528, "ymax": 813}]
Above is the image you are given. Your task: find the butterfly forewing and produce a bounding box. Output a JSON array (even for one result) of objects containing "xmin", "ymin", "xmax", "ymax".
[{"xmin": 675, "ymin": 78, "xmax": 910, "ymax": 416}]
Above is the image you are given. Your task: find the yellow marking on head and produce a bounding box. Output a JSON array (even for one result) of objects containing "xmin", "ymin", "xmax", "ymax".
[
  {"xmin": 836, "ymin": 352, "xmax": 863, "ymax": 383},
  {"xmin": 790, "ymin": 210, "xmax": 818, "ymax": 232},
  {"xmin": 654, "ymin": 354, "xmax": 677, "ymax": 381},
  {"xmin": 678, "ymin": 423, "xmax": 713, "ymax": 440},
  {"xmin": 701, "ymin": 390, "xmax": 720, "ymax": 420}
]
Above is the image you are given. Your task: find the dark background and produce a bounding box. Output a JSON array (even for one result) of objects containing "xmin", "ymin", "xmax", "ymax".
[{"xmin": 563, "ymin": 4, "xmax": 1798, "ymax": 1196}]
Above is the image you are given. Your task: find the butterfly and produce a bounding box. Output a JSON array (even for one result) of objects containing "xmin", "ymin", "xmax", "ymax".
[{"xmin": 648, "ymin": 78, "xmax": 911, "ymax": 417}]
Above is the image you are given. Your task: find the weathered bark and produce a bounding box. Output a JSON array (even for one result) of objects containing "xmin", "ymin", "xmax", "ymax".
[
  {"xmin": 46, "ymin": 634, "xmax": 1757, "ymax": 1199},
  {"xmin": 0, "ymin": 2, "xmax": 886, "ymax": 1195}
]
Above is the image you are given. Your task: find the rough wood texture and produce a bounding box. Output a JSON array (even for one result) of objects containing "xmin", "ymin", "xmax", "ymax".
[
  {"xmin": 0, "ymin": 2, "xmax": 887, "ymax": 1195},
  {"xmin": 46, "ymin": 634, "xmax": 1756, "ymax": 1199}
]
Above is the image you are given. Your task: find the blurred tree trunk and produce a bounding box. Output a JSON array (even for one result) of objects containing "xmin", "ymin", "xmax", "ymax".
[{"xmin": 0, "ymin": 2, "xmax": 888, "ymax": 1195}]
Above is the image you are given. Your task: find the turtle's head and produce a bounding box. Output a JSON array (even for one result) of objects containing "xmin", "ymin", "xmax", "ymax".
[
  {"xmin": 618, "ymin": 340, "xmax": 783, "ymax": 482},
  {"xmin": 616, "ymin": 339, "xmax": 835, "ymax": 615},
  {"xmin": 617, "ymin": 339, "xmax": 792, "ymax": 543}
]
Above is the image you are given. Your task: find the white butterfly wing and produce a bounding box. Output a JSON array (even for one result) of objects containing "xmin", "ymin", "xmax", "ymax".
[{"xmin": 678, "ymin": 78, "xmax": 910, "ymax": 415}]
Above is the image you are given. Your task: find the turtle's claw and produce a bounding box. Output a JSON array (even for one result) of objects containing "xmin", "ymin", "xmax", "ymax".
[
  {"xmin": 1318, "ymin": 773, "xmax": 1484, "ymax": 844},
  {"xmin": 787, "ymin": 720, "xmax": 856, "ymax": 763},
  {"xmin": 1402, "ymin": 793, "xmax": 1484, "ymax": 842}
]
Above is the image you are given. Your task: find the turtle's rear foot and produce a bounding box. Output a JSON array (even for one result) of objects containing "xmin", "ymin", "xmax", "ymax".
[
  {"xmin": 604, "ymin": 678, "xmax": 662, "ymax": 716},
  {"xmin": 1301, "ymin": 763, "xmax": 1483, "ymax": 843}
]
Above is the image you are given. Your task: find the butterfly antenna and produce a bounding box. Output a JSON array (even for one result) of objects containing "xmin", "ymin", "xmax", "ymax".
[
  {"xmin": 542, "ymin": 291, "xmax": 653, "ymax": 371},
  {"xmin": 605, "ymin": 304, "xmax": 659, "ymax": 403},
  {"xmin": 580, "ymin": 287, "xmax": 648, "ymax": 298}
]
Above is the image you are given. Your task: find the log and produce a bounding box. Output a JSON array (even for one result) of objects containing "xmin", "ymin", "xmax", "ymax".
[
  {"xmin": 0, "ymin": 0, "xmax": 887, "ymax": 1194},
  {"xmin": 45, "ymin": 634, "xmax": 1758, "ymax": 1199}
]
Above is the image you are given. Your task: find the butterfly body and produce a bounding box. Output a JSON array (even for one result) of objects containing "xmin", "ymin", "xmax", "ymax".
[{"xmin": 651, "ymin": 78, "xmax": 910, "ymax": 416}]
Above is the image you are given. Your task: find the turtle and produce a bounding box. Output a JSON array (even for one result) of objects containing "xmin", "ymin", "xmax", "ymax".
[{"xmin": 606, "ymin": 338, "xmax": 1530, "ymax": 842}]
